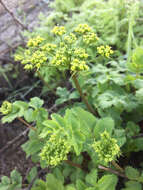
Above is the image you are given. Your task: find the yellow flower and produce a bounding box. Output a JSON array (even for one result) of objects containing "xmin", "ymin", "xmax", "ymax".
[
  {"xmin": 27, "ymin": 36, "xmax": 44, "ymax": 47},
  {"xmin": 74, "ymin": 24, "xmax": 92, "ymax": 34},
  {"xmin": 52, "ymin": 26, "xmax": 66, "ymax": 36},
  {"xmin": 97, "ymin": 45, "xmax": 113, "ymax": 58},
  {"xmin": 83, "ymin": 32, "xmax": 98, "ymax": 44}
]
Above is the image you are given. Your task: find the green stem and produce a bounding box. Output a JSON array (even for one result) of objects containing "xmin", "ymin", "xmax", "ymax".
[{"xmin": 72, "ymin": 74, "xmax": 98, "ymax": 116}]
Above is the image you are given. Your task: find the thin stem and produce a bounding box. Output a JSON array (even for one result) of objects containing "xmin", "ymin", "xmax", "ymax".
[
  {"xmin": 72, "ymin": 74, "xmax": 98, "ymax": 116},
  {"xmin": 17, "ymin": 117, "xmax": 36, "ymax": 131},
  {"xmin": 64, "ymin": 160, "xmax": 82, "ymax": 169},
  {"xmin": 111, "ymin": 160, "xmax": 124, "ymax": 173},
  {"xmin": 0, "ymin": 0, "xmax": 28, "ymax": 30},
  {"xmin": 98, "ymin": 165, "xmax": 127, "ymax": 179}
]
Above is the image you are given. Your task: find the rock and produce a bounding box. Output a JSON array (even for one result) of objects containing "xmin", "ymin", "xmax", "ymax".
[{"xmin": 0, "ymin": 0, "xmax": 52, "ymax": 56}]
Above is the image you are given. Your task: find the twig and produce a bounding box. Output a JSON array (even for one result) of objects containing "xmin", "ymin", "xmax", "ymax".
[
  {"xmin": 17, "ymin": 117, "xmax": 36, "ymax": 131},
  {"xmin": 27, "ymin": 168, "xmax": 49, "ymax": 190},
  {"xmin": 0, "ymin": 0, "xmax": 28, "ymax": 30},
  {"xmin": 0, "ymin": 128, "xmax": 29, "ymax": 156},
  {"xmin": 111, "ymin": 160, "xmax": 124, "ymax": 173},
  {"xmin": 64, "ymin": 160, "xmax": 82, "ymax": 169},
  {"xmin": 132, "ymin": 133, "xmax": 143, "ymax": 139},
  {"xmin": 98, "ymin": 165, "xmax": 127, "ymax": 179},
  {"xmin": 0, "ymin": 42, "xmax": 25, "ymax": 56}
]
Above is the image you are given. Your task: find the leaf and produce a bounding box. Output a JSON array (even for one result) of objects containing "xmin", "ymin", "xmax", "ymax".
[
  {"xmin": 113, "ymin": 129, "xmax": 126, "ymax": 147},
  {"xmin": 136, "ymin": 88, "xmax": 143, "ymax": 101},
  {"xmin": 21, "ymin": 139, "xmax": 44, "ymax": 158},
  {"xmin": 121, "ymin": 181, "xmax": 142, "ymax": 190},
  {"xmin": 76, "ymin": 179, "xmax": 87, "ymax": 190},
  {"xmin": 10, "ymin": 170, "xmax": 22, "ymax": 185},
  {"xmin": 94, "ymin": 117, "xmax": 115, "ymax": 139},
  {"xmin": 125, "ymin": 166, "xmax": 140, "ymax": 180},
  {"xmin": 85, "ymin": 169, "xmax": 98, "ymax": 186},
  {"xmin": 53, "ymin": 168, "xmax": 64, "ymax": 184},
  {"xmin": 45, "ymin": 174, "xmax": 64, "ymax": 190},
  {"xmin": 24, "ymin": 108, "xmax": 34, "ymax": 122},
  {"xmin": 27, "ymin": 167, "xmax": 37, "ymax": 183},
  {"xmin": 97, "ymin": 174, "xmax": 118, "ymax": 190},
  {"xmin": 29, "ymin": 97, "xmax": 44, "ymax": 109}
]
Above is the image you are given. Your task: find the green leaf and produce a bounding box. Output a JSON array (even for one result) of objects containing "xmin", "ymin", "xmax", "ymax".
[
  {"xmin": 94, "ymin": 117, "xmax": 115, "ymax": 139},
  {"xmin": 53, "ymin": 168, "xmax": 64, "ymax": 184},
  {"xmin": 10, "ymin": 170, "xmax": 22, "ymax": 185},
  {"xmin": 76, "ymin": 179, "xmax": 87, "ymax": 190},
  {"xmin": 24, "ymin": 108, "xmax": 34, "ymax": 122},
  {"xmin": 113, "ymin": 129, "xmax": 126, "ymax": 147},
  {"xmin": 97, "ymin": 174, "xmax": 118, "ymax": 190},
  {"xmin": 125, "ymin": 166, "xmax": 140, "ymax": 180},
  {"xmin": 85, "ymin": 169, "xmax": 98, "ymax": 186},
  {"xmin": 45, "ymin": 174, "xmax": 64, "ymax": 190},
  {"xmin": 27, "ymin": 167, "xmax": 37, "ymax": 183},
  {"xmin": 136, "ymin": 88, "xmax": 143, "ymax": 101},
  {"xmin": 29, "ymin": 97, "xmax": 44, "ymax": 109},
  {"xmin": 122, "ymin": 181, "xmax": 142, "ymax": 190}
]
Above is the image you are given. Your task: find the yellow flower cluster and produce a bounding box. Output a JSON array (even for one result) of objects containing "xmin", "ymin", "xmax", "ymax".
[
  {"xmin": 97, "ymin": 45, "xmax": 114, "ymax": 58},
  {"xmin": 74, "ymin": 24, "xmax": 92, "ymax": 34},
  {"xmin": 74, "ymin": 48, "xmax": 88, "ymax": 59},
  {"xmin": 29, "ymin": 50, "xmax": 47, "ymax": 70},
  {"xmin": 41, "ymin": 43, "xmax": 57, "ymax": 52},
  {"xmin": 64, "ymin": 33, "xmax": 77, "ymax": 44},
  {"xmin": 14, "ymin": 54, "xmax": 24, "ymax": 62},
  {"xmin": 92, "ymin": 131, "xmax": 120, "ymax": 164},
  {"xmin": 52, "ymin": 26, "xmax": 66, "ymax": 36},
  {"xmin": 0, "ymin": 101, "xmax": 12, "ymax": 115},
  {"xmin": 83, "ymin": 32, "xmax": 99, "ymax": 45},
  {"xmin": 40, "ymin": 134, "xmax": 71, "ymax": 166},
  {"xmin": 71, "ymin": 59, "xmax": 89, "ymax": 71},
  {"xmin": 27, "ymin": 36, "xmax": 44, "ymax": 47},
  {"xmin": 51, "ymin": 49, "xmax": 68, "ymax": 66}
]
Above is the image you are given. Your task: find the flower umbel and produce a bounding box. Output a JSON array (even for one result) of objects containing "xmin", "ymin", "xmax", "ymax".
[
  {"xmin": 74, "ymin": 24, "xmax": 92, "ymax": 34},
  {"xmin": 97, "ymin": 45, "xmax": 114, "ymax": 58},
  {"xmin": 92, "ymin": 131, "xmax": 120, "ymax": 164},
  {"xmin": 40, "ymin": 134, "xmax": 71, "ymax": 166},
  {"xmin": 27, "ymin": 36, "xmax": 44, "ymax": 47},
  {"xmin": 0, "ymin": 101, "xmax": 12, "ymax": 115},
  {"xmin": 52, "ymin": 26, "xmax": 66, "ymax": 36}
]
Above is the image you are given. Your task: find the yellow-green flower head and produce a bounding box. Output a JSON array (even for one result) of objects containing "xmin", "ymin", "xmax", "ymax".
[
  {"xmin": 64, "ymin": 33, "xmax": 77, "ymax": 44},
  {"xmin": 52, "ymin": 26, "xmax": 66, "ymax": 36},
  {"xmin": 70, "ymin": 59, "xmax": 89, "ymax": 72},
  {"xmin": 41, "ymin": 43, "xmax": 57, "ymax": 52},
  {"xmin": 0, "ymin": 101, "xmax": 12, "ymax": 115},
  {"xmin": 40, "ymin": 134, "xmax": 71, "ymax": 166},
  {"xmin": 51, "ymin": 48, "xmax": 68, "ymax": 66},
  {"xmin": 74, "ymin": 48, "xmax": 88, "ymax": 59},
  {"xmin": 92, "ymin": 131, "xmax": 120, "ymax": 164},
  {"xmin": 83, "ymin": 32, "xmax": 99, "ymax": 45},
  {"xmin": 74, "ymin": 24, "xmax": 92, "ymax": 34},
  {"xmin": 97, "ymin": 45, "xmax": 114, "ymax": 58},
  {"xmin": 30, "ymin": 50, "xmax": 47, "ymax": 70},
  {"xmin": 14, "ymin": 54, "xmax": 24, "ymax": 62},
  {"xmin": 27, "ymin": 36, "xmax": 44, "ymax": 47}
]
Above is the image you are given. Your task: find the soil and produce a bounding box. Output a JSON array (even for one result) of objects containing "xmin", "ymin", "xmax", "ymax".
[{"xmin": 0, "ymin": 60, "xmax": 56, "ymax": 187}]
